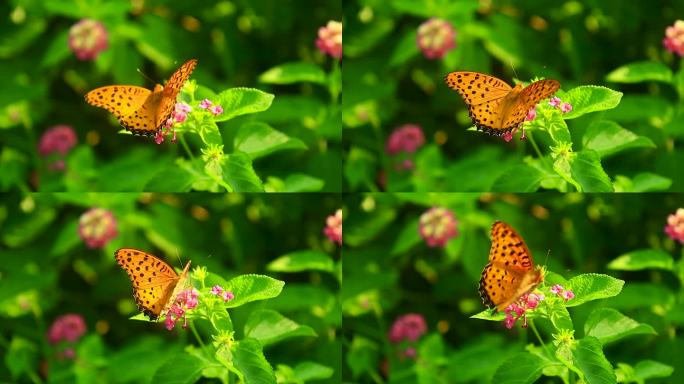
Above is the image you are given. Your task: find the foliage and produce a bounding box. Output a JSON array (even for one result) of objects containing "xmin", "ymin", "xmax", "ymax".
[
  {"xmin": 0, "ymin": 193, "xmax": 341, "ymax": 383},
  {"xmin": 343, "ymin": 193, "xmax": 682, "ymax": 383},
  {"xmin": 0, "ymin": 0, "xmax": 341, "ymax": 192},
  {"xmin": 343, "ymin": 0, "xmax": 684, "ymax": 192}
]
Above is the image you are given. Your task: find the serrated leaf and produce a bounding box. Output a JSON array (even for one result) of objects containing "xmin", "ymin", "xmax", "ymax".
[
  {"xmin": 565, "ymin": 274, "xmax": 624, "ymax": 307},
  {"xmin": 582, "ymin": 120, "xmax": 655, "ymax": 158},
  {"xmin": 234, "ymin": 122, "xmax": 306, "ymax": 160},
  {"xmin": 492, "ymin": 352, "xmax": 546, "ymax": 384},
  {"xmin": 224, "ymin": 274, "xmax": 284, "ymax": 308},
  {"xmin": 244, "ymin": 309, "xmax": 316, "ymax": 346},
  {"xmin": 152, "ymin": 353, "xmax": 205, "ymax": 383},
  {"xmin": 214, "ymin": 88, "xmax": 274, "ymax": 122},
  {"xmin": 634, "ymin": 360, "xmax": 674, "ymax": 380},
  {"xmin": 572, "ymin": 337, "xmax": 617, "ymax": 384},
  {"xmin": 569, "ymin": 150, "xmax": 613, "ymax": 192},
  {"xmin": 232, "ymin": 338, "xmax": 276, "ymax": 384},
  {"xmin": 562, "ymin": 86, "xmax": 622, "ymax": 119},
  {"xmin": 585, "ymin": 308, "xmax": 657, "ymax": 345},
  {"xmin": 222, "ymin": 151, "xmax": 264, "ymax": 192}
]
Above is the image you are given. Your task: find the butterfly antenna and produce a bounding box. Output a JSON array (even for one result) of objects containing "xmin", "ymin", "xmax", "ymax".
[
  {"xmin": 508, "ymin": 59, "xmax": 519, "ymax": 81},
  {"xmin": 136, "ymin": 68, "xmax": 155, "ymax": 84},
  {"xmin": 544, "ymin": 249, "xmax": 551, "ymax": 266}
]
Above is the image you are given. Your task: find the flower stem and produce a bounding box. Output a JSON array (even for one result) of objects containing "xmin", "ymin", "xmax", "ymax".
[
  {"xmin": 528, "ymin": 319, "xmax": 552, "ymax": 358},
  {"xmin": 189, "ymin": 320, "xmax": 206, "ymax": 350}
]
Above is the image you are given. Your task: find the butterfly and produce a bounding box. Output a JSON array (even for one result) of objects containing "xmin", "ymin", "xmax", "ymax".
[
  {"xmin": 445, "ymin": 71, "xmax": 560, "ymax": 137},
  {"xmin": 85, "ymin": 59, "xmax": 197, "ymax": 137},
  {"xmin": 115, "ymin": 248, "xmax": 191, "ymax": 320},
  {"xmin": 478, "ymin": 221, "xmax": 545, "ymax": 311}
]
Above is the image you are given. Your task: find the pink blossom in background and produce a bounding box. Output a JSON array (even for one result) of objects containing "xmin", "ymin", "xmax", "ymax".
[
  {"xmin": 47, "ymin": 314, "xmax": 86, "ymax": 344},
  {"xmin": 68, "ymin": 19, "xmax": 108, "ymax": 60},
  {"xmin": 38, "ymin": 125, "xmax": 78, "ymax": 170},
  {"xmin": 664, "ymin": 20, "xmax": 684, "ymax": 56},
  {"xmin": 324, "ymin": 209, "xmax": 343, "ymax": 245},
  {"xmin": 78, "ymin": 208, "xmax": 118, "ymax": 248},
  {"xmin": 416, "ymin": 18, "xmax": 456, "ymax": 59},
  {"xmin": 388, "ymin": 313, "xmax": 427, "ymax": 343},
  {"xmin": 386, "ymin": 124, "xmax": 425, "ymax": 155},
  {"xmin": 316, "ymin": 21, "xmax": 342, "ymax": 59},
  {"xmin": 418, "ymin": 207, "xmax": 458, "ymax": 247},
  {"xmin": 665, "ymin": 208, "xmax": 684, "ymax": 244}
]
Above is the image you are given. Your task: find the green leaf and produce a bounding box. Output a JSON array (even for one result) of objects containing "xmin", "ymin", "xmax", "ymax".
[
  {"xmin": 582, "ymin": 120, "xmax": 655, "ymax": 158},
  {"xmin": 569, "ymin": 150, "xmax": 613, "ymax": 192},
  {"xmin": 604, "ymin": 95, "xmax": 671, "ymax": 123},
  {"xmin": 607, "ymin": 249, "xmax": 674, "ymax": 271},
  {"xmin": 6, "ymin": 337, "xmax": 37, "ymax": 379},
  {"xmin": 151, "ymin": 352, "xmax": 205, "ymax": 383},
  {"xmin": 491, "ymin": 164, "xmax": 545, "ymax": 192},
  {"xmin": 281, "ymin": 174, "xmax": 324, "ymax": 192},
  {"xmin": 292, "ymin": 361, "xmax": 334, "ymax": 381},
  {"xmin": 389, "ymin": 29, "xmax": 419, "ymax": 67},
  {"xmin": 492, "ymin": 352, "xmax": 545, "ymax": 384},
  {"xmin": 232, "ymin": 338, "xmax": 276, "ymax": 384},
  {"xmin": 224, "ymin": 274, "xmax": 284, "ymax": 308},
  {"xmin": 633, "ymin": 360, "xmax": 674, "ymax": 380},
  {"xmin": 222, "ymin": 151, "xmax": 264, "ymax": 192},
  {"xmin": 214, "ymin": 88, "xmax": 274, "ymax": 122},
  {"xmin": 572, "ymin": 337, "xmax": 617, "ymax": 384},
  {"xmin": 561, "ymin": 86, "xmax": 623, "ymax": 119},
  {"xmin": 605, "ymin": 61, "xmax": 673, "ymax": 83},
  {"xmin": 346, "ymin": 336, "xmax": 379, "ymax": 379},
  {"xmin": 267, "ymin": 250, "xmax": 334, "ymax": 273},
  {"xmin": 584, "ymin": 308, "xmax": 657, "ymax": 345},
  {"xmin": 0, "ymin": 20, "xmax": 45, "ymax": 58},
  {"xmin": 631, "ymin": 173, "xmax": 672, "ymax": 191},
  {"xmin": 144, "ymin": 166, "xmax": 194, "ymax": 192},
  {"xmin": 234, "ymin": 121, "xmax": 307, "ymax": 160},
  {"xmin": 565, "ymin": 273, "xmax": 624, "ymax": 307},
  {"xmin": 40, "ymin": 29, "xmax": 70, "ymax": 68},
  {"xmin": 3, "ymin": 207, "xmax": 56, "ymax": 247},
  {"xmin": 390, "ymin": 217, "xmax": 421, "ymax": 255},
  {"xmin": 259, "ymin": 62, "xmax": 326, "ymax": 85},
  {"xmin": 345, "ymin": 208, "xmax": 396, "ymax": 247},
  {"xmin": 244, "ymin": 309, "xmax": 317, "ymax": 346},
  {"xmin": 344, "ymin": 147, "xmax": 376, "ymax": 191}
]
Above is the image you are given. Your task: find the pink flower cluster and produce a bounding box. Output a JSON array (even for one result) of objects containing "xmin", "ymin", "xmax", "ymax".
[
  {"xmin": 78, "ymin": 207, "xmax": 118, "ymax": 248},
  {"xmin": 550, "ymin": 284, "xmax": 575, "ymax": 301},
  {"xmin": 504, "ymin": 293, "xmax": 544, "ymax": 329},
  {"xmin": 418, "ymin": 207, "xmax": 458, "ymax": 247},
  {"xmin": 416, "ymin": 18, "xmax": 457, "ymax": 59},
  {"xmin": 38, "ymin": 125, "xmax": 78, "ymax": 171},
  {"xmin": 324, "ymin": 209, "xmax": 343, "ymax": 245},
  {"xmin": 388, "ymin": 313, "xmax": 427, "ymax": 343},
  {"xmin": 47, "ymin": 314, "xmax": 87, "ymax": 360},
  {"xmin": 210, "ymin": 285, "xmax": 235, "ymax": 302},
  {"xmin": 165, "ymin": 289, "xmax": 199, "ymax": 331},
  {"xmin": 156, "ymin": 103, "xmax": 192, "ymax": 144},
  {"xmin": 664, "ymin": 20, "xmax": 684, "ymax": 56},
  {"xmin": 665, "ymin": 208, "xmax": 684, "ymax": 244},
  {"xmin": 316, "ymin": 21, "xmax": 342, "ymax": 59},
  {"xmin": 385, "ymin": 124, "xmax": 425, "ymax": 170},
  {"xmin": 199, "ymin": 99, "xmax": 224, "ymax": 116},
  {"xmin": 68, "ymin": 19, "xmax": 108, "ymax": 60},
  {"xmin": 548, "ymin": 97, "xmax": 573, "ymax": 114}
]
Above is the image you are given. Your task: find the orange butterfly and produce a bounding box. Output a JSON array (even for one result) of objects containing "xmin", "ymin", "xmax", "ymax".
[
  {"xmin": 115, "ymin": 248, "xmax": 191, "ymax": 320},
  {"xmin": 445, "ymin": 71, "xmax": 560, "ymax": 136},
  {"xmin": 85, "ymin": 59, "xmax": 197, "ymax": 136},
  {"xmin": 478, "ymin": 221, "xmax": 545, "ymax": 311}
]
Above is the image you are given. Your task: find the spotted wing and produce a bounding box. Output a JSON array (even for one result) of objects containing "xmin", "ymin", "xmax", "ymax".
[
  {"xmin": 445, "ymin": 71, "xmax": 511, "ymax": 106},
  {"xmin": 500, "ymin": 79, "xmax": 560, "ymax": 129},
  {"xmin": 154, "ymin": 59, "xmax": 198, "ymax": 128},
  {"xmin": 115, "ymin": 248, "xmax": 180, "ymax": 320}
]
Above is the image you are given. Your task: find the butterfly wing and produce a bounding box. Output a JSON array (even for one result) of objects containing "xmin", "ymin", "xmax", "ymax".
[
  {"xmin": 445, "ymin": 71, "xmax": 511, "ymax": 105},
  {"xmin": 500, "ymin": 79, "xmax": 561, "ymax": 129},
  {"xmin": 115, "ymin": 248, "xmax": 182, "ymax": 320},
  {"xmin": 154, "ymin": 59, "xmax": 198, "ymax": 128},
  {"xmin": 479, "ymin": 221, "xmax": 544, "ymax": 311}
]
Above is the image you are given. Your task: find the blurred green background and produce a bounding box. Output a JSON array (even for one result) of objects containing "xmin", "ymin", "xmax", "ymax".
[
  {"xmin": 343, "ymin": 193, "xmax": 684, "ymax": 382},
  {"xmin": 0, "ymin": 192, "xmax": 341, "ymax": 383}
]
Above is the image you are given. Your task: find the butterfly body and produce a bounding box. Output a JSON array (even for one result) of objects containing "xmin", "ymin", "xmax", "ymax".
[
  {"xmin": 445, "ymin": 71, "xmax": 560, "ymax": 137},
  {"xmin": 478, "ymin": 221, "xmax": 544, "ymax": 311},
  {"xmin": 115, "ymin": 248, "xmax": 191, "ymax": 320},
  {"xmin": 86, "ymin": 59, "xmax": 197, "ymax": 137}
]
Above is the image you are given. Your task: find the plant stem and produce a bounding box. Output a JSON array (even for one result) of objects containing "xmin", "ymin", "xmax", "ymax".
[
  {"xmin": 528, "ymin": 319, "xmax": 552, "ymax": 358},
  {"xmin": 189, "ymin": 320, "xmax": 206, "ymax": 350}
]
